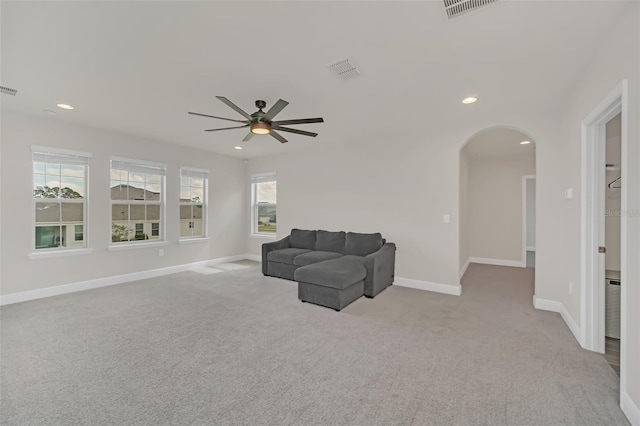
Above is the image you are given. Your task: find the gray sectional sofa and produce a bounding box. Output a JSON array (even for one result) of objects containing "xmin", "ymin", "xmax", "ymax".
[{"xmin": 262, "ymin": 229, "xmax": 396, "ymax": 310}]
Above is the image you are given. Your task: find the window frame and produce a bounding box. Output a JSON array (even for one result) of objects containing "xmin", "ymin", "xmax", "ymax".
[
  {"xmin": 179, "ymin": 167, "xmax": 208, "ymax": 241},
  {"xmin": 30, "ymin": 146, "xmax": 91, "ymax": 258},
  {"xmin": 109, "ymin": 157, "xmax": 167, "ymax": 250},
  {"xmin": 251, "ymin": 173, "xmax": 277, "ymax": 237}
]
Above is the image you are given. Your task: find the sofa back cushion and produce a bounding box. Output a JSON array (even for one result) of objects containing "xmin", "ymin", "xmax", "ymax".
[
  {"xmin": 289, "ymin": 229, "xmax": 317, "ymax": 250},
  {"xmin": 344, "ymin": 232, "xmax": 383, "ymax": 256},
  {"xmin": 315, "ymin": 230, "xmax": 346, "ymax": 253}
]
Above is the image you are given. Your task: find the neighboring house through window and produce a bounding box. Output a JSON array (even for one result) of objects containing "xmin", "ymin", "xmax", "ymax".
[
  {"xmin": 110, "ymin": 158, "xmax": 166, "ymax": 244},
  {"xmin": 180, "ymin": 167, "xmax": 208, "ymax": 239},
  {"xmin": 251, "ymin": 173, "xmax": 277, "ymax": 235},
  {"xmin": 32, "ymin": 147, "xmax": 90, "ymax": 251}
]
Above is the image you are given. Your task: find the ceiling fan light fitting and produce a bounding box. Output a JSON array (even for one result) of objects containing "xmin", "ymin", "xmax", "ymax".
[{"xmin": 251, "ymin": 122, "xmax": 271, "ymax": 135}]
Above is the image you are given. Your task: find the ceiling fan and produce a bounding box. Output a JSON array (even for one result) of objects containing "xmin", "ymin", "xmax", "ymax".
[{"xmin": 188, "ymin": 96, "xmax": 324, "ymax": 143}]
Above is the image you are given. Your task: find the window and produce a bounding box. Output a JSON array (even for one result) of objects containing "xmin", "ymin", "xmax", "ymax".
[
  {"xmin": 74, "ymin": 225, "xmax": 84, "ymax": 241},
  {"xmin": 180, "ymin": 168, "xmax": 208, "ymax": 239},
  {"xmin": 251, "ymin": 173, "xmax": 276, "ymax": 235},
  {"xmin": 151, "ymin": 222, "xmax": 159, "ymax": 237},
  {"xmin": 110, "ymin": 158, "xmax": 166, "ymax": 244},
  {"xmin": 32, "ymin": 147, "xmax": 90, "ymax": 251}
]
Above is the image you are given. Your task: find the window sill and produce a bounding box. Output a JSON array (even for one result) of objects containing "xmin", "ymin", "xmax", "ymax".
[
  {"xmin": 108, "ymin": 241, "xmax": 168, "ymax": 251},
  {"xmin": 251, "ymin": 233, "xmax": 277, "ymax": 240},
  {"xmin": 178, "ymin": 237, "xmax": 210, "ymax": 245},
  {"xmin": 29, "ymin": 248, "xmax": 93, "ymax": 260}
]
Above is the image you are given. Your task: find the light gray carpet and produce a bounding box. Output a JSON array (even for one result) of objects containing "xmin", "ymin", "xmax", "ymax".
[{"xmin": 0, "ymin": 261, "xmax": 628, "ymax": 425}]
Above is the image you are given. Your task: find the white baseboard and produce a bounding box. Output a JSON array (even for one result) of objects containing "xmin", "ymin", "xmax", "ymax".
[
  {"xmin": 394, "ymin": 277, "xmax": 462, "ymax": 296},
  {"xmin": 245, "ymin": 254, "xmax": 261, "ymax": 262},
  {"xmin": 621, "ymin": 392, "xmax": 640, "ymax": 426},
  {"xmin": 468, "ymin": 256, "xmax": 525, "ymax": 268},
  {"xmin": 459, "ymin": 258, "xmax": 471, "ymax": 280},
  {"xmin": 533, "ymin": 296, "xmax": 581, "ymax": 345},
  {"xmin": 0, "ymin": 254, "xmax": 250, "ymax": 306}
]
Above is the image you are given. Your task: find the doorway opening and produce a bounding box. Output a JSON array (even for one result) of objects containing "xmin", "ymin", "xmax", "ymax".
[
  {"xmin": 603, "ymin": 113, "xmax": 622, "ymax": 376},
  {"xmin": 580, "ymin": 80, "xmax": 628, "ymax": 392},
  {"xmin": 459, "ymin": 127, "xmax": 536, "ymax": 280},
  {"xmin": 523, "ymin": 175, "xmax": 536, "ymax": 268}
]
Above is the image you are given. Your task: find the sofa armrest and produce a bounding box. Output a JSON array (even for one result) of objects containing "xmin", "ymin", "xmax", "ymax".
[
  {"xmin": 261, "ymin": 236, "xmax": 291, "ymax": 275},
  {"xmin": 363, "ymin": 242, "xmax": 396, "ymax": 297}
]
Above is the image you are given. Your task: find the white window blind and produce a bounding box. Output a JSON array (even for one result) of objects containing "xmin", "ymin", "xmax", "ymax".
[
  {"xmin": 251, "ymin": 173, "xmax": 276, "ymax": 183},
  {"xmin": 180, "ymin": 167, "xmax": 209, "ymax": 179},
  {"xmin": 110, "ymin": 159, "xmax": 166, "ymax": 176},
  {"xmin": 32, "ymin": 150, "xmax": 90, "ymax": 165}
]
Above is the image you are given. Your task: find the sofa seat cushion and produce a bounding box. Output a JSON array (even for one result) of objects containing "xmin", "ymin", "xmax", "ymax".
[
  {"xmin": 315, "ymin": 230, "xmax": 346, "ymax": 253},
  {"xmin": 293, "ymin": 251, "xmax": 344, "ymax": 267},
  {"xmin": 344, "ymin": 232, "xmax": 383, "ymax": 256},
  {"xmin": 267, "ymin": 248, "xmax": 312, "ymax": 265},
  {"xmin": 289, "ymin": 229, "xmax": 317, "ymax": 250},
  {"xmin": 342, "ymin": 255, "xmax": 365, "ymax": 263},
  {"xmin": 294, "ymin": 257, "xmax": 366, "ymax": 290}
]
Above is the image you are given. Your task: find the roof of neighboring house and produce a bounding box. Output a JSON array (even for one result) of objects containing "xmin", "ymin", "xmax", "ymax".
[
  {"xmin": 112, "ymin": 204, "xmax": 161, "ymax": 221},
  {"xmin": 179, "ymin": 204, "xmax": 203, "ymax": 219},
  {"xmin": 111, "ymin": 184, "xmax": 160, "ymax": 201},
  {"xmin": 35, "ymin": 202, "xmax": 83, "ymax": 223}
]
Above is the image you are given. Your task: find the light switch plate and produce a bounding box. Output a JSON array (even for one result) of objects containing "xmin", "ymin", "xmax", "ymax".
[
  {"xmin": 443, "ymin": 214, "xmax": 450, "ymax": 224},
  {"xmin": 564, "ymin": 188, "xmax": 573, "ymax": 199}
]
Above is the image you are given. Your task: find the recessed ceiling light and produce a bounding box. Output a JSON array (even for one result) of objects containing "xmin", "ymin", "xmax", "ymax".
[
  {"xmin": 56, "ymin": 103, "xmax": 75, "ymax": 110},
  {"xmin": 234, "ymin": 146, "xmax": 243, "ymax": 150},
  {"xmin": 520, "ymin": 140, "xmax": 531, "ymax": 145},
  {"xmin": 462, "ymin": 97, "xmax": 477, "ymax": 104}
]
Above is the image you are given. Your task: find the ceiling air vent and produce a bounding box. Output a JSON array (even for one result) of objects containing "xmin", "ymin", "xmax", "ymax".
[
  {"xmin": 329, "ymin": 59, "xmax": 360, "ymax": 80},
  {"xmin": 0, "ymin": 85, "xmax": 18, "ymax": 96},
  {"xmin": 444, "ymin": 0, "xmax": 500, "ymax": 20}
]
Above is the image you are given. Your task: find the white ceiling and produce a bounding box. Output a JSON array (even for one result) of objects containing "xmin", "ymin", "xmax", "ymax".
[{"xmin": 0, "ymin": 1, "xmax": 628, "ymax": 159}]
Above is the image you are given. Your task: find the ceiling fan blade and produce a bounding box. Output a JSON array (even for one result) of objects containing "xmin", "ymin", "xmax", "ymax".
[
  {"xmin": 242, "ymin": 132, "xmax": 255, "ymax": 142},
  {"xmin": 271, "ymin": 117, "xmax": 324, "ymax": 126},
  {"xmin": 273, "ymin": 126, "xmax": 318, "ymax": 137},
  {"xmin": 262, "ymin": 99, "xmax": 289, "ymax": 121},
  {"xmin": 216, "ymin": 96, "xmax": 252, "ymax": 120},
  {"xmin": 204, "ymin": 124, "xmax": 249, "ymax": 132},
  {"xmin": 188, "ymin": 112, "xmax": 248, "ymax": 123},
  {"xmin": 269, "ymin": 130, "xmax": 288, "ymax": 144}
]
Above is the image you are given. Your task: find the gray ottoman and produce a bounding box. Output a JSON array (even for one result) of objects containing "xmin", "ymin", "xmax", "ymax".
[{"xmin": 294, "ymin": 257, "xmax": 367, "ymax": 311}]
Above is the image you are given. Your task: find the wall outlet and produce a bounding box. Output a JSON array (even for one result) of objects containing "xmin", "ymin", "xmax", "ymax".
[
  {"xmin": 569, "ymin": 281, "xmax": 572, "ymax": 294},
  {"xmin": 158, "ymin": 249, "xmax": 164, "ymax": 257}
]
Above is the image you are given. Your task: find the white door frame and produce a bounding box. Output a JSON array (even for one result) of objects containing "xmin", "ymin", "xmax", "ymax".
[
  {"xmin": 580, "ymin": 81, "xmax": 628, "ymax": 383},
  {"xmin": 522, "ymin": 175, "xmax": 536, "ymax": 265}
]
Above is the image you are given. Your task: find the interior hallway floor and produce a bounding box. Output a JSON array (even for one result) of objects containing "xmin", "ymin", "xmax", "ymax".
[
  {"xmin": 0, "ymin": 261, "xmax": 628, "ymax": 425},
  {"xmin": 605, "ymin": 337, "xmax": 621, "ymax": 377}
]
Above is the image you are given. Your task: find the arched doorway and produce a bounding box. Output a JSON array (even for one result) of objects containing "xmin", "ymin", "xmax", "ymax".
[{"xmin": 459, "ymin": 127, "xmax": 537, "ymax": 280}]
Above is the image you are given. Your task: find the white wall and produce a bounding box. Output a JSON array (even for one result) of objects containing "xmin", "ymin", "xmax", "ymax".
[
  {"xmin": 0, "ymin": 110, "xmax": 247, "ymax": 296},
  {"xmin": 245, "ymin": 134, "xmax": 466, "ymax": 288},
  {"xmin": 548, "ymin": 5, "xmax": 640, "ymax": 416},
  {"xmin": 467, "ymin": 152, "xmax": 535, "ymax": 262}
]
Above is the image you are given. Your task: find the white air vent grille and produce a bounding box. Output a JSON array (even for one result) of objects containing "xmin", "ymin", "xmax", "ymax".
[
  {"xmin": 0, "ymin": 85, "xmax": 17, "ymax": 96},
  {"xmin": 329, "ymin": 59, "xmax": 360, "ymax": 80},
  {"xmin": 444, "ymin": 0, "xmax": 500, "ymax": 20}
]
